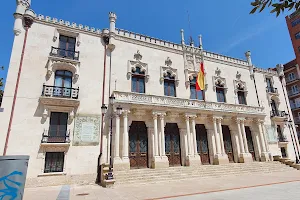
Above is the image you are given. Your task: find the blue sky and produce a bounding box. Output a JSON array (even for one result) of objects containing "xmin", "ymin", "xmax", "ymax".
[{"xmin": 0, "ymin": 0, "xmax": 296, "ymax": 88}]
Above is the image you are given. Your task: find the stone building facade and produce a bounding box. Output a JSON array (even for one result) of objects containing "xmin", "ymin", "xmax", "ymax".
[{"xmin": 0, "ymin": 0, "xmax": 299, "ymax": 186}]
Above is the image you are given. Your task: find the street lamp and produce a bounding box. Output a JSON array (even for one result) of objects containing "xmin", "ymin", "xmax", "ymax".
[{"xmin": 102, "ymin": 95, "xmax": 122, "ymax": 180}]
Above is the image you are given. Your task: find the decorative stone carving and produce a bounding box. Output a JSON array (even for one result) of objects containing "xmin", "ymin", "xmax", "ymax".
[
  {"xmin": 42, "ymin": 108, "xmax": 48, "ymax": 119},
  {"xmin": 236, "ymin": 71, "xmax": 241, "ymax": 80},
  {"xmin": 213, "ymin": 75, "xmax": 227, "ymax": 92},
  {"xmin": 113, "ymin": 91, "xmax": 265, "ymax": 116},
  {"xmin": 160, "ymin": 57, "xmax": 179, "ymax": 84},
  {"xmin": 215, "ymin": 67, "xmax": 221, "ymax": 76},
  {"xmin": 73, "ymin": 115, "xmax": 101, "ymax": 146},
  {"xmin": 127, "ymin": 50, "xmax": 149, "ymax": 80},
  {"xmin": 165, "ymin": 57, "xmax": 172, "ymax": 67}
]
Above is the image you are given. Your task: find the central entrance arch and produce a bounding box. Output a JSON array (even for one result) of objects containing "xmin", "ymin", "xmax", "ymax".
[
  {"xmin": 129, "ymin": 121, "xmax": 148, "ymax": 169},
  {"xmin": 195, "ymin": 124, "xmax": 210, "ymax": 164},
  {"xmin": 222, "ymin": 125, "xmax": 235, "ymax": 163},
  {"xmin": 165, "ymin": 123, "xmax": 181, "ymax": 167}
]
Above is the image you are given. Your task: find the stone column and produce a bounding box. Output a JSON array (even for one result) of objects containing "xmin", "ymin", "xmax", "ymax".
[
  {"xmin": 240, "ymin": 120, "xmax": 249, "ymax": 153},
  {"xmin": 185, "ymin": 116, "xmax": 192, "ymax": 156},
  {"xmin": 217, "ymin": 118, "xmax": 226, "ymax": 155},
  {"xmin": 153, "ymin": 113, "xmax": 159, "ymax": 157},
  {"xmin": 179, "ymin": 128, "xmax": 189, "ymax": 166},
  {"xmin": 122, "ymin": 111, "xmax": 129, "ymax": 160},
  {"xmin": 237, "ymin": 119, "xmax": 245, "ymax": 154},
  {"xmin": 191, "ymin": 116, "xmax": 198, "ymax": 156},
  {"xmin": 114, "ymin": 113, "xmax": 121, "ymax": 163},
  {"xmin": 160, "ymin": 114, "xmax": 166, "ymax": 156},
  {"xmin": 257, "ymin": 120, "xmax": 269, "ymax": 161},
  {"xmin": 213, "ymin": 118, "xmax": 222, "ymax": 155}
]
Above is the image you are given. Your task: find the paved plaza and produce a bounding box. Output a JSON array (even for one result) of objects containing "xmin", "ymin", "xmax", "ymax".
[{"xmin": 23, "ymin": 170, "xmax": 300, "ymax": 200}]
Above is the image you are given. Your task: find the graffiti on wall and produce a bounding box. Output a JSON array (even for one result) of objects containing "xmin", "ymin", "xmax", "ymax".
[{"xmin": 0, "ymin": 171, "xmax": 23, "ymax": 200}]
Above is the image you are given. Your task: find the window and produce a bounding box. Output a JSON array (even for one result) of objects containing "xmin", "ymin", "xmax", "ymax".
[
  {"xmin": 280, "ymin": 147, "xmax": 287, "ymax": 158},
  {"xmin": 296, "ymin": 32, "xmax": 300, "ymax": 39},
  {"xmin": 237, "ymin": 85, "xmax": 246, "ymax": 105},
  {"xmin": 298, "ymin": 46, "xmax": 300, "ymax": 53},
  {"xmin": 271, "ymin": 99, "xmax": 278, "ymax": 115},
  {"xmin": 44, "ymin": 152, "xmax": 64, "ymax": 173},
  {"xmin": 49, "ymin": 112, "xmax": 68, "ymax": 142},
  {"xmin": 266, "ymin": 77, "xmax": 273, "ymax": 88},
  {"xmin": 131, "ymin": 67, "xmax": 145, "ymax": 93},
  {"xmin": 289, "ymin": 73, "xmax": 296, "ymax": 81},
  {"xmin": 292, "ymin": 18, "xmax": 300, "ymax": 27},
  {"xmin": 59, "ymin": 35, "xmax": 76, "ymax": 59},
  {"xmin": 216, "ymin": 81, "xmax": 226, "ymax": 103},
  {"xmin": 54, "ymin": 70, "xmax": 72, "ymax": 97},
  {"xmin": 190, "ymin": 77, "xmax": 204, "ymax": 100},
  {"xmin": 164, "ymin": 72, "xmax": 176, "ymax": 97},
  {"xmin": 292, "ymin": 85, "xmax": 299, "ymax": 94}
]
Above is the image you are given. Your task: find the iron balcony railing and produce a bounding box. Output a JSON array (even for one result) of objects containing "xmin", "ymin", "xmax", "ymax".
[
  {"xmin": 50, "ymin": 46, "xmax": 80, "ymax": 61},
  {"xmin": 286, "ymin": 75, "xmax": 300, "ymax": 83},
  {"xmin": 42, "ymin": 85, "xmax": 79, "ymax": 99},
  {"xmin": 266, "ymin": 87, "xmax": 278, "ymax": 94},
  {"xmin": 288, "ymin": 90, "xmax": 300, "ymax": 96},
  {"xmin": 41, "ymin": 130, "xmax": 70, "ymax": 143},
  {"xmin": 270, "ymin": 110, "xmax": 286, "ymax": 118},
  {"xmin": 278, "ymin": 134, "xmax": 288, "ymax": 143}
]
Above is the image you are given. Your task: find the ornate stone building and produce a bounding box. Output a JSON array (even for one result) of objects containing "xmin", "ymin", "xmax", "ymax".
[{"xmin": 0, "ymin": 0, "xmax": 299, "ymax": 186}]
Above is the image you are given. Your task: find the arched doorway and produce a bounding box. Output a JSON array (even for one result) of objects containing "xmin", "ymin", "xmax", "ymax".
[
  {"xmin": 129, "ymin": 121, "xmax": 148, "ymax": 169},
  {"xmin": 196, "ymin": 124, "xmax": 210, "ymax": 164},
  {"xmin": 222, "ymin": 125, "xmax": 235, "ymax": 163},
  {"xmin": 165, "ymin": 123, "xmax": 181, "ymax": 167},
  {"xmin": 245, "ymin": 126, "xmax": 256, "ymax": 161}
]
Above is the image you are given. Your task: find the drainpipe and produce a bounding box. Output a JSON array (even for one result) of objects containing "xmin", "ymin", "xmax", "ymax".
[
  {"xmin": 277, "ymin": 64, "xmax": 300, "ymax": 163},
  {"xmin": 245, "ymin": 51, "xmax": 260, "ymax": 107},
  {"xmin": 3, "ymin": 9, "xmax": 35, "ymax": 156}
]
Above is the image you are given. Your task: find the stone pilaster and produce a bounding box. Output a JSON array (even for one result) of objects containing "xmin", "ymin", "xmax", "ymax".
[
  {"xmin": 256, "ymin": 119, "xmax": 270, "ymax": 162},
  {"xmin": 212, "ymin": 117, "xmax": 229, "ymax": 165},
  {"xmin": 236, "ymin": 118, "xmax": 253, "ymax": 163},
  {"xmin": 186, "ymin": 115, "xmax": 201, "ymax": 166}
]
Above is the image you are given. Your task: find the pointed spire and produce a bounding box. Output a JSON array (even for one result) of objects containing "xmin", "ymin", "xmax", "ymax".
[
  {"xmin": 180, "ymin": 29, "xmax": 185, "ymax": 45},
  {"xmin": 198, "ymin": 35, "xmax": 203, "ymax": 49}
]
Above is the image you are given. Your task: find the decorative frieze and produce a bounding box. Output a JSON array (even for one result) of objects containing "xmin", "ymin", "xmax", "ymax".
[{"xmin": 113, "ymin": 91, "xmax": 265, "ymax": 116}]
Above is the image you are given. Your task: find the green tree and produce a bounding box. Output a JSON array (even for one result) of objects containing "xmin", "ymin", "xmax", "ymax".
[
  {"xmin": 0, "ymin": 66, "xmax": 4, "ymax": 98},
  {"xmin": 250, "ymin": 0, "xmax": 300, "ymax": 17}
]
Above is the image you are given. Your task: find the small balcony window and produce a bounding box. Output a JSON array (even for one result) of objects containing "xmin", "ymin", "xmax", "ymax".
[
  {"xmin": 131, "ymin": 67, "xmax": 145, "ymax": 93},
  {"xmin": 216, "ymin": 82, "xmax": 226, "ymax": 103},
  {"xmin": 237, "ymin": 87, "xmax": 247, "ymax": 105},
  {"xmin": 190, "ymin": 77, "xmax": 204, "ymax": 100},
  {"xmin": 44, "ymin": 152, "xmax": 64, "ymax": 173},
  {"xmin": 296, "ymin": 32, "xmax": 300, "ymax": 39},
  {"xmin": 289, "ymin": 72, "xmax": 296, "ymax": 81},
  {"xmin": 164, "ymin": 72, "xmax": 176, "ymax": 97}
]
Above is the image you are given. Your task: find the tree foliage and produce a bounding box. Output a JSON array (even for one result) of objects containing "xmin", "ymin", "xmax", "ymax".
[
  {"xmin": 250, "ymin": 0, "xmax": 300, "ymax": 17},
  {"xmin": 0, "ymin": 66, "xmax": 4, "ymax": 98}
]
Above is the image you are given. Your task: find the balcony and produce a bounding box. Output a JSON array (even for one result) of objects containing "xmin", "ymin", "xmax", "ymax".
[
  {"xmin": 270, "ymin": 110, "xmax": 287, "ymax": 122},
  {"xmin": 39, "ymin": 85, "xmax": 80, "ymax": 108},
  {"xmin": 50, "ymin": 46, "xmax": 79, "ymax": 61},
  {"xmin": 41, "ymin": 130, "xmax": 70, "ymax": 144},
  {"xmin": 290, "ymin": 102, "xmax": 300, "ymax": 110},
  {"xmin": 286, "ymin": 75, "xmax": 300, "ymax": 84},
  {"xmin": 288, "ymin": 90, "xmax": 300, "ymax": 96},
  {"xmin": 278, "ymin": 134, "xmax": 288, "ymax": 143},
  {"xmin": 113, "ymin": 91, "xmax": 265, "ymax": 117},
  {"xmin": 266, "ymin": 87, "xmax": 278, "ymax": 94}
]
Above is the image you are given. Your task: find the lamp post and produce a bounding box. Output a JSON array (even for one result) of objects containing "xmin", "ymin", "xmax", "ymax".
[{"xmin": 101, "ymin": 94, "xmax": 122, "ymax": 180}]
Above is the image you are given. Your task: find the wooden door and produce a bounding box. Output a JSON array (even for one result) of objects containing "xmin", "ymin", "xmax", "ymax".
[
  {"xmin": 245, "ymin": 126, "xmax": 256, "ymax": 161},
  {"xmin": 129, "ymin": 121, "xmax": 148, "ymax": 169},
  {"xmin": 165, "ymin": 123, "xmax": 181, "ymax": 166},
  {"xmin": 196, "ymin": 124, "xmax": 210, "ymax": 164},
  {"xmin": 222, "ymin": 125, "xmax": 235, "ymax": 163}
]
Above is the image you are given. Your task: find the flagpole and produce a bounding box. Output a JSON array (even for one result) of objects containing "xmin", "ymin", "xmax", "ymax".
[{"xmin": 198, "ymin": 35, "xmax": 206, "ymax": 102}]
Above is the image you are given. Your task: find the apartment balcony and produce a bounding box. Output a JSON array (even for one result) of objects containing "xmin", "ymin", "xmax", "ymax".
[
  {"xmin": 266, "ymin": 87, "xmax": 278, "ymax": 95},
  {"xmin": 40, "ymin": 130, "xmax": 71, "ymax": 152},
  {"xmin": 288, "ymin": 90, "xmax": 300, "ymax": 97},
  {"xmin": 50, "ymin": 47, "xmax": 79, "ymax": 61},
  {"xmin": 278, "ymin": 134, "xmax": 288, "ymax": 143},
  {"xmin": 112, "ymin": 91, "xmax": 265, "ymax": 117},
  {"xmin": 39, "ymin": 85, "xmax": 80, "ymax": 108},
  {"xmin": 286, "ymin": 76, "xmax": 300, "ymax": 85},
  {"xmin": 290, "ymin": 102, "xmax": 300, "ymax": 110},
  {"xmin": 270, "ymin": 110, "xmax": 287, "ymax": 122}
]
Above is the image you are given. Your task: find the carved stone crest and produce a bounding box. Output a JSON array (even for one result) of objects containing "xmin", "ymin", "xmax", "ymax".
[
  {"xmin": 165, "ymin": 57, "xmax": 172, "ymax": 67},
  {"xmin": 134, "ymin": 50, "xmax": 143, "ymax": 61}
]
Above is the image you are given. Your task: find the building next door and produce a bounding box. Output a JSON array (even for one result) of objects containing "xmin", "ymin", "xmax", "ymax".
[
  {"xmin": 49, "ymin": 112, "xmax": 68, "ymax": 143},
  {"xmin": 165, "ymin": 123, "xmax": 181, "ymax": 167},
  {"xmin": 195, "ymin": 124, "xmax": 210, "ymax": 164},
  {"xmin": 222, "ymin": 125, "xmax": 235, "ymax": 162},
  {"xmin": 129, "ymin": 121, "xmax": 148, "ymax": 169},
  {"xmin": 245, "ymin": 126, "xmax": 256, "ymax": 161}
]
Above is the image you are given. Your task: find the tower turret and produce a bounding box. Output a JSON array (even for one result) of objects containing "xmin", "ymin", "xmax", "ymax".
[
  {"xmin": 108, "ymin": 12, "xmax": 117, "ymax": 51},
  {"xmin": 14, "ymin": 0, "xmax": 31, "ymax": 35},
  {"xmin": 245, "ymin": 51, "xmax": 254, "ymax": 76}
]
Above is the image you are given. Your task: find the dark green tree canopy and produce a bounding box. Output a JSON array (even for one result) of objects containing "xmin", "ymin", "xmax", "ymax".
[{"xmin": 250, "ymin": 0, "xmax": 300, "ymax": 16}]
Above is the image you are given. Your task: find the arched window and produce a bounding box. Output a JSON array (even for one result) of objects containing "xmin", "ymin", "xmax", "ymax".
[
  {"xmin": 237, "ymin": 84, "xmax": 246, "ymax": 105},
  {"xmin": 164, "ymin": 72, "xmax": 176, "ymax": 97},
  {"xmin": 54, "ymin": 70, "xmax": 73, "ymax": 97},
  {"xmin": 131, "ymin": 67, "xmax": 145, "ymax": 93},
  {"xmin": 216, "ymin": 81, "xmax": 226, "ymax": 103},
  {"xmin": 190, "ymin": 77, "xmax": 204, "ymax": 100}
]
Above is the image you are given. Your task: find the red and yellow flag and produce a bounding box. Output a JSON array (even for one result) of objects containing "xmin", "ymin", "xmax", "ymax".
[{"xmin": 196, "ymin": 61, "xmax": 205, "ymax": 91}]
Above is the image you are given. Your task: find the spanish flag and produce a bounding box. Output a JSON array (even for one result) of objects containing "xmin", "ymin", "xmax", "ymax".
[{"xmin": 196, "ymin": 61, "xmax": 205, "ymax": 91}]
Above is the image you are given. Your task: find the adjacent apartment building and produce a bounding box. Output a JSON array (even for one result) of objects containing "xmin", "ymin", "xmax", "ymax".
[
  {"xmin": 1, "ymin": 0, "xmax": 299, "ymax": 187},
  {"xmin": 285, "ymin": 10, "xmax": 300, "ymax": 141}
]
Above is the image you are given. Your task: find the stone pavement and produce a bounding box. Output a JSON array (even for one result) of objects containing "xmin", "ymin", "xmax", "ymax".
[{"xmin": 24, "ymin": 171, "xmax": 300, "ymax": 200}]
